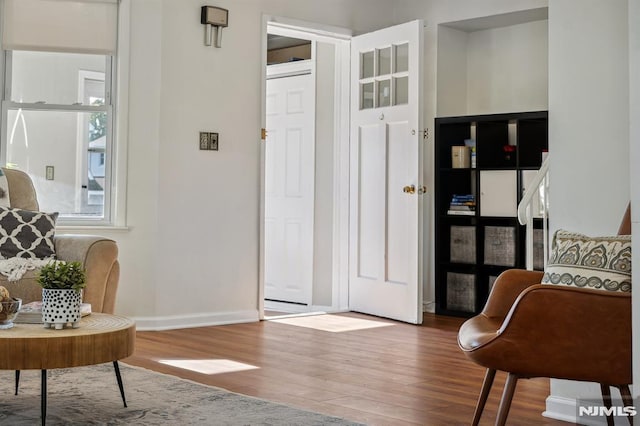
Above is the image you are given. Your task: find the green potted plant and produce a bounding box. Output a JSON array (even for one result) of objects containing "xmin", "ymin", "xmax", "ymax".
[{"xmin": 37, "ymin": 261, "xmax": 86, "ymax": 329}]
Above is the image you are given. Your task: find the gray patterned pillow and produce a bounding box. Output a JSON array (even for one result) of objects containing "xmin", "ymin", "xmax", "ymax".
[
  {"xmin": 0, "ymin": 207, "xmax": 58, "ymax": 259},
  {"xmin": 541, "ymin": 230, "xmax": 631, "ymax": 292}
]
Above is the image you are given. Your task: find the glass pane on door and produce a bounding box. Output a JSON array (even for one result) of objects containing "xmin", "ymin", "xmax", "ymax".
[
  {"xmin": 377, "ymin": 47, "xmax": 391, "ymax": 76},
  {"xmin": 361, "ymin": 82, "xmax": 374, "ymax": 109},
  {"xmin": 394, "ymin": 76, "xmax": 408, "ymax": 105},
  {"xmin": 361, "ymin": 51, "xmax": 374, "ymax": 79},
  {"xmin": 377, "ymin": 79, "xmax": 391, "ymax": 107},
  {"xmin": 395, "ymin": 44, "xmax": 409, "ymax": 73}
]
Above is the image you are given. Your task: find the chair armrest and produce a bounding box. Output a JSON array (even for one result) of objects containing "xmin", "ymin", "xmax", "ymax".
[
  {"xmin": 481, "ymin": 269, "xmax": 544, "ymax": 318},
  {"xmin": 482, "ymin": 285, "xmax": 632, "ymax": 384},
  {"xmin": 54, "ymin": 235, "xmax": 119, "ymax": 314}
]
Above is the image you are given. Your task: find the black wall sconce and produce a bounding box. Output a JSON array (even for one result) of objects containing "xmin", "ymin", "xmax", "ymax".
[{"xmin": 201, "ymin": 6, "xmax": 228, "ymax": 48}]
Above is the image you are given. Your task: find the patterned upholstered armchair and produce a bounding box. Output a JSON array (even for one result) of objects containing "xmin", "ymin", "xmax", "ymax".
[{"xmin": 0, "ymin": 168, "xmax": 120, "ymax": 314}]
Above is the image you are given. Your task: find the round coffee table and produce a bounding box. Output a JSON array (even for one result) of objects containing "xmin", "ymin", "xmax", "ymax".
[{"xmin": 0, "ymin": 313, "xmax": 135, "ymax": 425}]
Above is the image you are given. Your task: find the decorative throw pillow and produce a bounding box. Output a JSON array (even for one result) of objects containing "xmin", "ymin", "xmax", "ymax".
[
  {"xmin": 541, "ymin": 230, "xmax": 631, "ymax": 292},
  {"xmin": 0, "ymin": 207, "xmax": 58, "ymax": 259}
]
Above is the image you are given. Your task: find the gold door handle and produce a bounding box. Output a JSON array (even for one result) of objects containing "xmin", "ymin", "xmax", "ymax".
[{"xmin": 403, "ymin": 185, "xmax": 416, "ymax": 194}]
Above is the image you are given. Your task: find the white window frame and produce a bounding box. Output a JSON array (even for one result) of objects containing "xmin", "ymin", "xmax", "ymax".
[
  {"xmin": 78, "ymin": 69, "xmax": 108, "ymax": 210},
  {"xmin": 0, "ymin": 50, "xmax": 115, "ymax": 225}
]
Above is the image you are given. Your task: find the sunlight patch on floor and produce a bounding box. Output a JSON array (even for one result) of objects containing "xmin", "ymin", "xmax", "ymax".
[
  {"xmin": 158, "ymin": 359, "xmax": 260, "ymax": 375},
  {"xmin": 270, "ymin": 314, "xmax": 395, "ymax": 332}
]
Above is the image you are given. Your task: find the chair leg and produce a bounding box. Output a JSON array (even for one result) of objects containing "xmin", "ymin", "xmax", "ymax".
[
  {"xmin": 600, "ymin": 384, "xmax": 614, "ymax": 426},
  {"xmin": 618, "ymin": 385, "xmax": 634, "ymax": 426},
  {"xmin": 495, "ymin": 373, "xmax": 519, "ymax": 426},
  {"xmin": 472, "ymin": 368, "xmax": 496, "ymax": 426}
]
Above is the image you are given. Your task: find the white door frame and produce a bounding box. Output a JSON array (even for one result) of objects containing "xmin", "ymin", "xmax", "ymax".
[{"xmin": 259, "ymin": 15, "xmax": 352, "ymax": 319}]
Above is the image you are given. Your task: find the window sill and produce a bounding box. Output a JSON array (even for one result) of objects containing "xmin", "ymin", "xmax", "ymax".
[{"xmin": 56, "ymin": 225, "xmax": 130, "ymax": 232}]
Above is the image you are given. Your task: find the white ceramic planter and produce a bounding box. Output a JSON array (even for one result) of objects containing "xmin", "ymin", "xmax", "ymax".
[{"xmin": 42, "ymin": 289, "xmax": 82, "ymax": 329}]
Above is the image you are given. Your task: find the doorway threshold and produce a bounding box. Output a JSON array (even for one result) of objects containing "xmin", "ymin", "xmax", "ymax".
[{"xmin": 264, "ymin": 311, "xmax": 328, "ymax": 321}]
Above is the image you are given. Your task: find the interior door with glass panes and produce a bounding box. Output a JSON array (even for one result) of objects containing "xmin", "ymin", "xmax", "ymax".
[{"xmin": 349, "ymin": 20, "xmax": 424, "ymax": 324}]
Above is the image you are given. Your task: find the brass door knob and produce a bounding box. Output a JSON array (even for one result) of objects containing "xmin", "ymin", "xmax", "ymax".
[{"xmin": 403, "ymin": 185, "xmax": 416, "ymax": 194}]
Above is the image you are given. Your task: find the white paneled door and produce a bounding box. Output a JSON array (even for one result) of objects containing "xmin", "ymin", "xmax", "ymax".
[
  {"xmin": 265, "ymin": 70, "xmax": 315, "ymax": 306},
  {"xmin": 349, "ymin": 20, "xmax": 424, "ymax": 324}
]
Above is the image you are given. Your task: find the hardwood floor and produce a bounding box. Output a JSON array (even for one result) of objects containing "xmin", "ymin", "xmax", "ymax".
[{"xmin": 124, "ymin": 312, "xmax": 570, "ymax": 425}]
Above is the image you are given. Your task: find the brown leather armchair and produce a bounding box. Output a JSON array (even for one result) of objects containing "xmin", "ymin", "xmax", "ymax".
[
  {"xmin": 458, "ymin": 208, "xmax": 633, "ymax": 426},
  {"xmin": 0, "ymin": 168, "xmax": 120, "ymax": 314}
]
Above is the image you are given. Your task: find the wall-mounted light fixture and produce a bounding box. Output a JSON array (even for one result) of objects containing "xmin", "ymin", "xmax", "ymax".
[{"xmin": 201, "ymin": 6, "xmax": 228, "ymax": 48}]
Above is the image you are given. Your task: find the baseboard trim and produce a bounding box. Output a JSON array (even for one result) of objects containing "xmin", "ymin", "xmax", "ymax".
[
  {"xmin": 423, "ymin": 301, "xmax": 435, "ymax": 313},
  {"xmin": 543, "ymin": 395, "xmax": 578, "ymax": 424},
  {"xmin": 132, "ymin": 310, "xmax": 259, "ymax": 331}
]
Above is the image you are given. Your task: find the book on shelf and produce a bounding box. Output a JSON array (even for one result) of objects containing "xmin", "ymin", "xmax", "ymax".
[
  {"xmin": 449, "ymin": 205, "xmax": 475, "ymax": 211},
  {"xmin": 451, "ymin": 194, "xmax": 475, "ymax": 200},
  {"xmin": 16, "ymin": 301, "xmax": 92, "ymax": 324},
  {"xmin": 448, "ymin": 194, "xmax": 476, "ymax": 215},
  {"xmin": 447, "ymin": 209, "xmax": 476, "ymax": 216}
]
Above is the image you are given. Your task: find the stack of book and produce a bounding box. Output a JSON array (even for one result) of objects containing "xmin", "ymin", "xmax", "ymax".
[{"xmin": 448, "ymin": 194, "xmax": 476, "ymax": 216}]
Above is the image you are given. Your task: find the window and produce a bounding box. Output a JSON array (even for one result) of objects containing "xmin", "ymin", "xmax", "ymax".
[
  {"xmin": 3, "ymin": 51, "xmax": 113, "ymax": 220},
  {"xmin": 0, "ymin": 0, "xmax": 119, "ymax": 225}
]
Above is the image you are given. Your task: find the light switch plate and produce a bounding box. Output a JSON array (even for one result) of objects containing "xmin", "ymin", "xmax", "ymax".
[
  {"xmin": 199, "ymin": 132, "xmax": 210, "ymax": 150},
  {"xmin": 46, "ymin": 166, "xmax": 54, "ymax": 180},
  {"xmin": 209, "ymin": 132, "xmax": 219, "ymax": 150},
  {"xmin": 199, "ymin": 132, "xmax": 219, "ymax": 151}
]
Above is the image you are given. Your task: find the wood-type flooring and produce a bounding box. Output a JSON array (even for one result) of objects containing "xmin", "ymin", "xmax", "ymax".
[{"xmin": 125, "ymin": 312, "xmax": 571, "ymax": 425}]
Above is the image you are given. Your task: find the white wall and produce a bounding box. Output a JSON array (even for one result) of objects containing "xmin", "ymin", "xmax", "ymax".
[
  {"xmin": 466, "ymin": 20, "xmax": 548, "ymax": 114},
  {"xmin": 437, "ymin": 20, "xmax": 548, "ymax": 116},
  {"xmin": 106, "ymin": 0, "xmax": 163, "ymax": 322},
  {"xmin": 546, "ymin": 0, "xmax": 630, "ymax": 420},
  {"xmin": 60, "ymin": 0, "xmax": 401, "ymax": 329},
  {"xmin": 436, "ymin": 26, "xmax": 468, "ymax": 116},
  {"xmin": 313, "ymin": 41, "xmax": 335, "ymax": 307}
]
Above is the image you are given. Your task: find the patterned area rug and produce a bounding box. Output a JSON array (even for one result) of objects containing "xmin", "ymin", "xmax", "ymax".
[{"xmin": 0, "ymin": 363, "xmax": 362, "ymax": 425}]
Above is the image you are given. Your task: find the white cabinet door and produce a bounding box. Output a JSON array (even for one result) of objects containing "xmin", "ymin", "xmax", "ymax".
[{"xmin": 480, "ymin": 170, "xmax": 517, "ymax": 217}]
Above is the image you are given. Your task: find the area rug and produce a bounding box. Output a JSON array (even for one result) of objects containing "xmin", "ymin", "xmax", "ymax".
[{"xmin": 0, "ymin": 363, "xmax": 362, "ymax": 425}]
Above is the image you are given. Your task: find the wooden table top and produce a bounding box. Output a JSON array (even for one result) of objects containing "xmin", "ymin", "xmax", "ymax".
[{"xmin": 0, "ymin": 313, "xmax": 135, "ymax": 370}]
